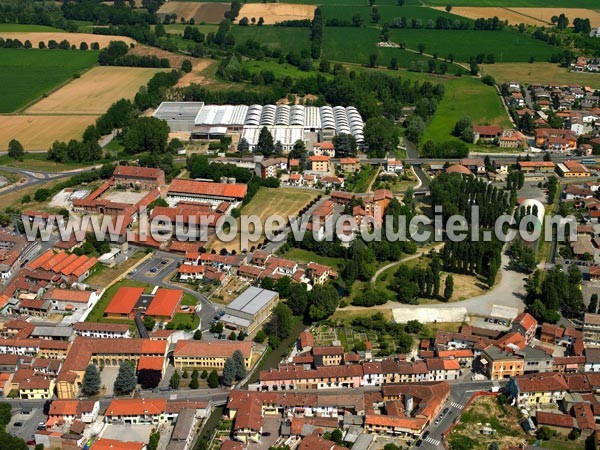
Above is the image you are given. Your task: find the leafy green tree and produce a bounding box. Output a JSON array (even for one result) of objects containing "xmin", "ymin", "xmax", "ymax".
[
  {"xmin": 123, "ymin": 117, "xmax": 170, "ymax": 155},
  {"xmin": 265, "ymin": 303, "xmax": 293, "ymax": 340},
  {"xmin": 193, "ymin": 330, "xmax": 203, "ymax": 340},
  {"xmin": 232, "ymin": 350, "xmax": 247, "ymax": 380},
  {"xmin": 223, "ymin": 357, "xmax": 237, "ymax": 386},
  {"xmin": 8, "ymin": 139, "xmax": 24, "ymax": 161},
  {"xmin": 201, "ymin": 369, "xmax": 208, "ymax": 379},
  {"xmin": 82, "ymin": 364, "xmax": 101, "ymax": 396},
  {"xmin": 364, "ymin": 117, "xmax": 399, "ymax": 158},
  {"xmin": 254, "ymin": 330, "xmax": 267, "ymax": 343},
  {"xmin": 308, "ymin": 283, "xmax": 339, "ymax": 321},
  {"xmin": 189, "ymin": 375, "xmax": 199, "ymax": 389},
  {"xmin": 589, "ymin": 294, "xmax": 598, "ymax": 314},
  {"xmin": 181, "ymin": 59, "xmax": 192, "ymax": 73},
  {"xmin": 331, "ymin": 429, "xmax": 343, "ymax": 444},
  {"xmin": 182, "ymin": 369, "xmax": 189, "ymax": 379},
  {"xmin": 444, "ymin": 275, "xmax": 454, "ymax": 300},
  {"xmin": 114, "ymin": 361, "xmax": 137, "ymax": 394},
  {"xmin": 207, "ymin": 370, "xmax": 219, "ymax": 388},
  {"xmin": 169, "ymin": 370, "xmax": 180, "ymax": 389},
  {"xmin": 256, "ymin": 126, "xmax": 275, "ymax": 156},
  {"xmin": 148, "ymin": 431, "xmax": 160, "ymax": 450},
  {"xmin": 0, "ymin": 403, "xmax": 11, "ymax": 428},
  {"xmin": 143, "ymin": 316, "xmax": 156, "ymax": 331}
]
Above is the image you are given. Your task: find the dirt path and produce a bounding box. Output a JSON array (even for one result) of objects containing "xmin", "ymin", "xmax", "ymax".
[
  {"xmin": 366, "ymin": 166, "xmax": 381, "ymax": 193},
  {"xmin": 370, "ymin": 242, "xmax": 444, "ymax": 283}
]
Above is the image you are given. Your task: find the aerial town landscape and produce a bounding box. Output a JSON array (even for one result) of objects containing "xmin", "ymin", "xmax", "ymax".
[{"xmin": 4, "ymin": 0, "xmax": 600, "ymax": 450}]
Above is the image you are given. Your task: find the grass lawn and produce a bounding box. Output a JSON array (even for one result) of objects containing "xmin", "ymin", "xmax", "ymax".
[
  {"xmin": 539, "ymin": 439, "xmax": 588, "ymax": 450},
  {"xmin": 0, "ymin": 153, "xmax": 96, "ymax": 172},
  {"xmin": 282, "ymin": 247, "xmax": 344, "ymax": 271},
  {"xmin": 388, "ymin": 29, "xmax": 557, "ymax": 63},
  {"xmin": 449, "ymin": 395, "xmax": 527, "ymax": 450},
  {"xmin": 170, "ymin": 312, "xmax": 199, "ymax": 330},
  {"xmin": 182, "ymin": 293, "xmax": 199, "ymax": 306},
  {"xmin": 230, "ymin": 25, "xmax": 311, "ymax": 55},
  {"xmin": 421, "ymin": 77, "xmax": 512, "ymax": 145},
  {"xmin": 209, "ymin": 186, "xmax": 319, "ymax": 253},
  {"xmin": 345, "ymin": 165, "xmax": 378, "ymax": 193},
  {"xmin": 242, "ymin": 187, "xmax": 319, "ymax": 221},
  {"xmin": 163, "ymin": 24, "xmax": 219, "ymax": 35},
  {"xmin": 482, "ymin": 62, "xmax": 600, "ymax": 89},
  {"xmin": 0, "ymin": 48, "xmax": 98, "ymax": 112},
  {"xmin": 320, "ymin": 5, "xmax": 470, "ymax": 25},
  {"xmin": 331, "ymin": 308, "xmax": 393, "ymax": 324},
  {"xmin": 86, "ymin": 251, "xmax": 148, "ymax": 289},
  {"xmin": 85, "ymin": 279, "xmax": 151, "ymax": 323},
  {"xmin": 241, "ymin": 59, "xmax": 327, "ymax": 79}
]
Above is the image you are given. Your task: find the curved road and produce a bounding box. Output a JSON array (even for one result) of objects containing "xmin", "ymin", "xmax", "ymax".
[{"xmin": 0, "ymin": 164, "xmax": 102, "ymax": 196}]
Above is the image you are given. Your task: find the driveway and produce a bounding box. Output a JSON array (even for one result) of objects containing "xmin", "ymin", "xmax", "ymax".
[{"xmin": 100, "ymin": 366, "xmax": 120, "ymax": 397}]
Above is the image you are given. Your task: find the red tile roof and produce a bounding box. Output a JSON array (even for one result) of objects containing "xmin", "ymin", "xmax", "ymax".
[
  {"xmin": 144, "ymin": 288, "xmax": 182, "ymax": 319},
  {"xmin": 173, "ymin": 340, "xmax": 252, "ymax": 358},
  {"xmin": 114, "ymin": 165, "xmax": 164, "ymax": 180},
  {"xmin": 104, "ymin": 287, "xmax": 144, "ymax": 316},
  {"xmin": 92, "ymin": 438, "xmax": 145, "ymax": 450},
  {"xmin": 105, "ymin": 398, "xmax": 167, "ymax": 417},
  {"xmin": 168, "ymin": 179, "xmax": 247, "ymax": 199},
  {"xmin": 43, "ymin": 288, "xmax": 94, "ymax": 303},
  {"xmin": 136, "ymin": 356, "xmax": 164, "ymax": 372}
]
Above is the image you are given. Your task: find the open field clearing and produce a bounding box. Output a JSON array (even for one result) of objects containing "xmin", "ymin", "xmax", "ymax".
[
  {"xmin": 237, "ymin": 3, "xmax": 316, "ymax": 24},
  {"xmin": 482, "ymin": 62, "xmax": 600, "ymax": 89},
  {"xmin": 511, "ymin": 8, "xmax": 600, "ymax": 28},
  {"xmin": 128, "ymin": 44, "xmax": 200, "ymax": 68},
  {"xmin": 231, "ymin": 25, "xmax": 311, "ymax": 54},
  {"xmin": 0, "ymin": 32, "xmax": 135, "ymax": 48},
  {"xmin": 209, "ymin": 187, "xmax": 319, "ymax": 253},
  {"xmin": 0, "ymin": 115, "xmax": 97, "ymax": 151},
  {"xmin": 388, "ymin": 29, "xmax": 556, "ymax": 62},
  {"xmin": 431, "ymin": 6, "xmax": 546, "ymax": 25},
  {"xmin": 26, "ymin": 66, "xmax": 166, "ymax": 114},
  {"xmin": 0, "ymin": 49, "xmax": 98, "ymax": 113},
  {"xmin": 421, "ymin": 77, "xmax": 511, "ymax": 144},
  {"xmin": 176, "ymin": 59, "xmax": 216, "ymax": 87},
  {"xmin": 157, "ymin": 2, "xmax": 230, "ymax": 24},
  {"xmin": 322, "ymin": 5, "xmax": 468, "ymax": 25},
  {"xmin": 436, "ymin": 6, "xmax": 600, "ymax": 27},
  {"xmin": 423, "ymin": 0, "xmax": 599, "ymax": 7}
]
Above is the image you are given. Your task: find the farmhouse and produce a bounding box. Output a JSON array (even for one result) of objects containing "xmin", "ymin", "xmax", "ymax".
[
  {"xmin": 556, "ymin": 160, "xmax": 590, "ymax": 177},
  {"xmin": 113, "ymin": 165, "xmax": 165, "ymax": 190},
  {"xmin": 167, "ymin": 179, "xmax": 247, "ymax": 205},
  {"xmin": 517, "ymin": 161, "xmax": 555, "ymax": 173}
]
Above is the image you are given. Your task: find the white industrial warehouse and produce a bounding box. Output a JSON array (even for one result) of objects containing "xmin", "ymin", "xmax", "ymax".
[{"xmin": 153, "ymin": 102, "xmax": 364, "ymax": 150}]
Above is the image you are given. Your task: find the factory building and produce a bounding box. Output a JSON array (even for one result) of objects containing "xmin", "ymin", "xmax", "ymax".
[{"xmin": 153, "ymin": 102, "xmax": 364, "ymax": 149}]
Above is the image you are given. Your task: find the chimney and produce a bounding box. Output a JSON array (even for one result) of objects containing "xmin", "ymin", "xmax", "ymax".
[{"xmin": 405, "ymin": 394, "xmax": 413, "ymax": 416}]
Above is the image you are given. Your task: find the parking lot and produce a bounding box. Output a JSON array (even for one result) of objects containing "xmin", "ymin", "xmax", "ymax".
[{"xmin": 7, "ymin": 407, "xmax": 46, "ymax": 444}]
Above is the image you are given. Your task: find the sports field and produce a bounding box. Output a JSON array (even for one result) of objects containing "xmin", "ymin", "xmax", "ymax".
[
  {"xmin": 26, "ymin": 66, "xmax": 166, "ymax": 114},
  {"xmin": 0, "ymin": 115, "xmax": 98, "ymax": 150},
  {"xmin": 0, "ymin": 32, "xmax": 136, "ymax": 48},
  {"xmin": 387, "ymin": 29, "xmax": 556, "ymax": 62},
  {"xmin": 157, "ymin": 2, "xmax": 230, "ymax": 24},
  {"xmin": 482, "ymin": 63, "xmax": 600, "ymax": 89},
  {"xmin": 231, "ymin": 25, "xmax": 311, "ymax": 54},
  {"xmin": 421, "ymin": 77, "xmax": 512, "ymax": 145},
  {"xmin": 0, "ymin": 48, "xmax": 98, "ymax": 112},
  {"xmin": 238, "ymin": 3, "xmax": 316, "ymax": 24}
]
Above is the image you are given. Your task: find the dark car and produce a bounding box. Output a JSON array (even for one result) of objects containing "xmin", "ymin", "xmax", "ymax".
[
  {"xmin": 262, "ymin": 432, "xmax": 271, "ymax": 437},
  {"xmin": 14, "ymin": 422, "xmax": 23, "ymax": 427},
  {"xmin": 415, "ymin": 440, "xmax": 423, "ymax": 447},
  {"xmin": 442, "ymin": 407, "xmax": 449, "ymax": 414},
  {"xmin": 423, "ymin": 431, "xmax": 430, "ymax": 439}
]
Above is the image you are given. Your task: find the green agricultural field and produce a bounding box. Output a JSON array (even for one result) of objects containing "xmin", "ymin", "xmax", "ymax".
[
  {"xmin": 422, "ymin": 0, "xmax": 598, "ymax": 6},
  {"xmin": 0, "ymin": 48, "xmax": 98, "ymax": 113},
  {"xmin": 322, "ymin": 26, "xmax": 434, "ymax": 68},
  {"xmin": 421, "ymin": 77, "xmax": 512, "ymax": 144},
  {"xmin": 242, "ymin": 59, "xmax": 333, "ymax": 79},
  {"xmin": 387, "ymin": 29, "xmax": 557, "ymax": 62},
  {"xmin": 231, "ymin": 25, "xmax": 311, "ymax": 54},
  {"xmin": 0, "ymin": 24, "xmax": 63, "ymax": 32}
]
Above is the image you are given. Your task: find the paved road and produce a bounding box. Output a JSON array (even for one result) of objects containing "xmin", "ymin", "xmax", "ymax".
[
  {"xmin": 0, "ymin": 164, "xmax": 101, "ymax": 196},
  {"xmin": 128, "ymin": 249, "xmax": 217, "ymax": 331}
]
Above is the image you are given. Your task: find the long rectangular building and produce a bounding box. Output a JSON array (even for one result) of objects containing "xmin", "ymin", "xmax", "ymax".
[
  {"xmin": 153, "ymin": 102, "xmax": 365, "ymax": 147},
  {"xmin": 220, "ymin": 286, "xmax": 279, "ymax": 335}
]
